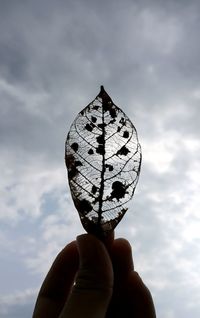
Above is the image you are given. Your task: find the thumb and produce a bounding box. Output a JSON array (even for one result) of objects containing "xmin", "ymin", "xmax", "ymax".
[{"xmin": 60, "ymin": 234, "xmax": 113, "ymax": 318}]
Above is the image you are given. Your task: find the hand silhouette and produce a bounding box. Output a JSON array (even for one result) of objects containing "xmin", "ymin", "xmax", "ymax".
[{"xmin": 33, "ymin": 233, "xmax": 156, "ymax": 317}]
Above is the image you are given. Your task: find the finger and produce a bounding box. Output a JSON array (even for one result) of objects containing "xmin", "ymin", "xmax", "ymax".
[
  {"xmin": 107, "ymin": 240, "xmax": 156, "ymax": 318},
  {"xmin": 106, "ymin": 238, "xmax": 134, "ymax": 317},
  {"xmin": 111, "ymin": 238, "xmax": 134, "ymax": 276},
  {"xmin": 32, "ymin": 241, "xmax": 79, "ymax": 318},
  {"xmin": 60, "ymin": 234, "xmax": 113, "ymax": 318}
]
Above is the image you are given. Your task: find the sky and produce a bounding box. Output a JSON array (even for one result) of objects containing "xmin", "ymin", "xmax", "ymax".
[{"xmin": 0, "ymin": 0, "xmax": 200, "ymax": 317}]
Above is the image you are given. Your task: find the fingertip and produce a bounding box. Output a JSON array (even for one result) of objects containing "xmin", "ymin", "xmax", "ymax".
[
  {"xmin": 111, "ymin": 238, "xmax": 134, "ymax": 274},
  {"xmin": 76, "ymin": 231, "xmax": 115, "ymax": 255},
  {"xmin": 76, "ymin": 233, "xmax": 102, "ymax": 254},
  {"xmin": 114, "ymin": 238, "xmax": 132, "ymax": 252},
  {"xmin": 76, "ymin": 233, "xmax": 113, "ymax": 273}
]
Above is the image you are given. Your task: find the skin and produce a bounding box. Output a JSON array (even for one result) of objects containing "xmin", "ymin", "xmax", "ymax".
[{"xmin": 32, "ymin": 233, "xmax": 156, "ymax": 318}]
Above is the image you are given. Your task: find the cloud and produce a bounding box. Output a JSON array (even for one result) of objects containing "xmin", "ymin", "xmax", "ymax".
[
  {"xmin": 0, "ymin": 289, "xmax": 36, "ymax": 318},
  {"xmin": 24, "ymin": 191, "xmax": 83, "ymax": 275},
  {"xmin": 1, "ymin": 0, "xmax": 200, "ymax": 317}
]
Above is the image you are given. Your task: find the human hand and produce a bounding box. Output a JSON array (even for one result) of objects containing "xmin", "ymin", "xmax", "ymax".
[{"xmin": 32, "ymin": 234, "xmax": 156, "ymax": 318}]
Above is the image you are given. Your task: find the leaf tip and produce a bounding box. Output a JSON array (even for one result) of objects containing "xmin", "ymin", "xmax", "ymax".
[
  {"xmin": 98, "ymin": 85, "xmax": 112, "ymax": 104},
  {"xmin": 100, "ymin": 85, "xmax": 105, "ymax": 92}
]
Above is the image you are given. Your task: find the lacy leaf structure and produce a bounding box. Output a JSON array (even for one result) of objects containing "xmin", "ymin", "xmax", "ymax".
[{"xmin": 65, "ymin": 86, "xmax": 142, "ymax": 237}]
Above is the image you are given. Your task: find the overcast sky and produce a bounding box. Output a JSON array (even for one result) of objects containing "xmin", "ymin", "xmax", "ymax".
[{"xmin": 1, "ymin": 0, "xmax": 200, "ymax": 317}]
